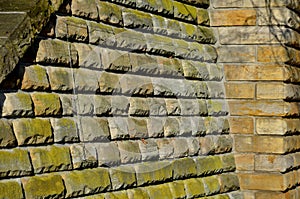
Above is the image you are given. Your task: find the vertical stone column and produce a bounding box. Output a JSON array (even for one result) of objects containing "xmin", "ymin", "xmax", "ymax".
[{"xmin": 210, "ymin": 0, "xmax": 300, "ymax": 198}]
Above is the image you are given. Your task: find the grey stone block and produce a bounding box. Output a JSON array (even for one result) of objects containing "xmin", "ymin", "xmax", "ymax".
[
  {"xmin": 149, "ymin": 98, "xmax": 167, "ymax": 116},
  {"xmin": 147, "ymin": 117, "xmax": 165, "ymax": 138},
  {"xmin": 96, "ymin": 142, "xmax": 121, "ymax": 167},
  {"xmin": 70, "ymin": 143, "xmax": 97, "ymax": 169},
  {"xmin": 172, "ymin": 138, "xmax": 189, "ymax": 158},
  {"xmin": 118, "ymin": 141, "xmax": 142, "ymax": 164},
  {"xmin": 129, "ymin": 98, "xmax": 150, "ymax": 116},
  {"xmin": 156, "ymin": 138, "xmax": 174, "ymax": 159},
  {"xmin": 115, "ymin": 29, "xmax": 147, "ymax": 51},
  {"xmin": 120, "ymin": 75, "xmax": 153, "ymax": 96},
  {"xmin": 164, "ymin": 117, "xmax": 180, "ymax": 137},
  {"xmin": 88, "ymin": 21, "xmax": 115, "ymax": 47},
  {"xmin": 108, "ymin": 117, "xmax": 130, "ymax": 140},
  {"xmin": 128, "ymin": 117, "xmax": 148, "ymax": 138},
  {"xmin": 94, "ymin": 95, "xmax": 111, "ymax": 116},
  {"xmin": 101, "ymin": 49, "xmax": 131, "ymax": 72},
  {"xmin": 138, "ymin": 139, "xmax": 159, "ymax": 161},
  {"xmin": 74, "ymin": 43, "xmax": 102, "ymax": 69},
  {"xmin": 2, "ymin": 92, "xmax": 33, "ymax": 117},
  {"xmin": 80, "ymin": 117, "xmax": 110, "ymax": 142},
  {"xmin": 74, "ymin": 68, "xmax": 100, "ymax": 92},
  {"xmin": 51, "ymin": 117, "xmax": 79, "ymax": 143}
]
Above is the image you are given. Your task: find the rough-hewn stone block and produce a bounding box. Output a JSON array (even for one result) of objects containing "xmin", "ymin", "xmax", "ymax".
[
  {"xmin": 61, "ymin": 168, "xmax": 111, "ymax": 197},
  {"xmin": 70, "ymin": 143, "xmax": 97, "ymax": 169},
  {"xmin": 75, "ymin": 43, "xmax": 102, "ymax": 69},
  {"xmin": 0, "ymin": 119, "xmax": 16, "ymax": 148},
  {"xmin": 2, "ymin": 92, "xmax": 33, "ymax": 117},
  {"xmin": 146, "ymin": 184, "xmax": 173, "ymax": 199},
  {"xmin": 173, "ymin": 157, "xmax": 197, "ymax": 179},
  {"xmin": 130, "ymin": 53, "xmax": 159, "ymax": 75},
  {"xmin": 88, "ymin": 21, "xmax": 115, "ymax": 46},
  {"xmin": 127, "ymin": 188, "xmax": 149, "ymax": 199},
  {"xmin": 219, "ymin": 173, "xmax": 239, "ymax": 193},
  {"xmin": 164, "ymin": 117, "xmax": 180, "ymax": 137},
  {"xmin": 95, "ymin": 142, "xmax": 121, "ymax": 167},
  {"xmin": 109, "ymin": 165, "xmax": 136, "ymax": 190},
  {"xmin": 99, "ymin": 72, "xmax": 121, "ymax": 94},
  {"xmin": 71, "ymin": 0, "xmax": 98, "ymax": 20},
  {"xmin": 0, "ymin": 180, "xmax": 24, "ymax": 199},
  {"xmin": 76, "ymin": 94, "xmax": 94, "ymax": 115},
  {"xmin": 56, "ymin": 16, "xmax": 88, "ymax": 42},
  {"xmin": 146, "ymin": 34, "xmax": 175, "ymax": 56},
  {"xmin": 97, "ymin": 1, "xmax": 123, "ymax": 25},
  {"xmin": 173, "ymin": 1, "xmax": 197, "ymax": 22},
  {"xmin": 51, "ymin": 117, "xmax": 79, "ymax": 143},
  {"xmin": 172, "ymin": 138, "xmax": 189, "ymax": 158},
  {"xmin": 47, "ymin": 67, "xmax": 73, "ymax": 91},
  {"xmin": 203, "ymin": 176, "xmax": 221, "ymax": 195},
  {"xmin": 22, "ymin": 174, "xmax": 65, "ymax": 199},
  {"xmin": 128, "ymin": 117, "xmax": 148, "ymax": 138},
  {"xmin": 194, "ymin": 156, "xmax": 223, "ymax": 175},
  {"xmin": 147, "ymin": 117, "xmax": 164, "ymax": 138},
  {"xmin": 129, "ymin": 98, "xmax": 150, "ymax": 116},
  {"xmin": 115, "ymin": 29, "xmax": 147, "ymax": 51},
  {"xmin": 21, "ymin": 65, "xmax": 50, "ymax": 90},
  {"xmin": 210, "ymin": 9, "xmax": 256, "ymax": 26},
  {"xmin": 118, "ymin": 140, "xmax": 142, "ymax": 164},
  {"xmin": 184, "ymin": 178, "xmax": 205, "ymax": 198},
  {"xmin": 80, "ymin": 117, "xmax": 110, "ymax": 142},
  {"xmin": 138, "ymin": 139, "xmax": 159, "ymax": 161},
  {"xmin": 101, "ymin": 49, "xmax": 131, "ymax": 72},
  {"xmin": 123, "ymin": 8, "xmax": 153, "ymax": 31},
  {"xmin": 225, "ymin": 82, "xmax": 255, "ymax": 99},
  {"xmin": 29, "ymin": 145, "xmax": 72, "ymax": 173},
  {"xmin": 74, "ymin": 68, "xmax": 100, "ymax": 92},
  {"xmin": 0, "ymin": 148, "xmax": 32, "ymax": 178},
  {"xmin": 31, "ymin": 92, "xmax": 62, "ymax": 116},
  {"xmin": 255, "ymin": 154, "xmax": 294, "ymax": 172},
  {"xmin": 168, "ymin": 180, "xmax": 186, "ymax": 199},
  {"xmin": 156, "ymin": 138, "xmax": 174, "ymax": 159},
  {"xmin": 13, "ymin": 118, "xmax": 53, "ymax": 145},
  {"xmin": 108, "ymin": 117, "xmax": 130, "ymax": 140},
  {"xmin": 256, "ymin": 118, "xmax": 300, "ymax": 135}
]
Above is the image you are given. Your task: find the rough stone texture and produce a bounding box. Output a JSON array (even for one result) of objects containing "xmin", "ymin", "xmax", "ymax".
[
  {"xmin": 31, "ymin": 92, "xmax": 62, "ymax": 116},
  {"xmin": 109, "ymin": 165, "xmax": 136, "ymax": 190},
  {"xmin": 0, "ymin": 119, "xmax": 17, "ymax": 148},
  {"xmin": 22, "ymin": 174, "xmax": 65, "ymax": 199},
  {"xmin": 1, "ymin": 92, "xmax": 33, "ymax": 117},
  {"xmin": 96, "ymin": 142, "xmax": 121, "ymax": 167},
  {"xmin": 29, "ymin": 145, "xmax": 72, "ymax": 173},
  {"xmin": 0, "ymin": 180, "xmax": 24, "ymax": 199},
  {"xmin": 70, "ymin": 143, "xmax": 97, "ymax": 169},
  {"xmin": 118, "ymin": 140, "xmax": 142, "ymax": 164},
  {"xmin": 12, "ymin": 118, "xmax": 53, "ymax": 146},
  {"xmin": 21, "ymin": 65, "xmax": 50, "ymax": 90},
  {"xmin": 80, "ymin": 117, "xmax": 110, "ymax": 142},
  {"xmin": 47, "ymin": 67, "xmax": 73, "ymax": 91}
]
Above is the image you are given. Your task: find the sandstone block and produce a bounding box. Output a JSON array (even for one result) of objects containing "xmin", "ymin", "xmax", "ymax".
[
  {"xmin": 47, "ymin": 67, "xmax": 73, "ymax": 91},
  {"xmin": 184, "ymin": 178, "xmax": 205, "ymax": 198},
  {"xmin": 109, "ymin": 165, "xmax": 136, "ymax": 190},
  {"xmin": 191, "ymin": 117, "xmax": 206, "ymax": 136},
  {"xmin": 2, "ymin": 92, "xmax": 33, "ymax": 117},
  {"xmin": 70, "ymin": 143, "xmax": 97, "ymax": 169},
  {"xmin": 88, "ymin": 21, "xmax": 115, "ymax": 46},
  {"xmin": 182, "ymin": 60, "xmax": 209, "ymax": 80},
  {"xmin": 108, "ymin": 117, "xmax": 130, "ymax": 140},
  {"xmin": 105, "ymin": 191, "xmax": 128, "ymax": 199},
  {"xmin": 95, "ymin": 142, "xmax": 121, "ymax": 167},
  {"xmin": 146, "ymin": 34, "xmax": 175, "ymax": 56},
  {"xmin": 98, "ymin": 72, "xmax": 121, "ymax": 94},
  {"xmin": 29, "ymin": 145, "xmax": 72, "ymax": 173},
  {"xmin": 74, "ymin": 43, "xmax": 102, "ymax": 69},
  {"xmin": 111, "ymin": 96, "xmax": 129, "ymax": 115},
  {"xmin": 173, "ymin": 138, "xmax": 189, "ymax": 158},
  {"xmin": 97, "ymin": 1, "xmax": 123, "ymax": 25},
  {"xmin": 101, "ymin": 49, "xmax": 131, "ymax": 72},
  {"xmin": 156, "ymin": 138, "xmax": 174, "ymax": 159},
  {"xmin": 168, "ymin": 181, "xmax": 186, "ymax": 199},
  {"xmin": 173, "ymin": 157, "xmax": 197, "ymax": 179},
  {"xmin": 207, "ymin": 100, "xmax": 228, "ymax": 116},
  {"xmin": 221, "ymin": 154, "xmax": 236, "ymax": 172},
  {"xmin": 203, "ymin": 176, "xmax": 221, "ymax": 195},
  {"xmin": 179, "ymin": 99, "xmax": 202, "ymax": 116},
  {"xmin": 71, "ymin": 0, "xmax": 98, "ymax": 20},
  {"xmin": 130, "ymin": 53, "xmax": 159, "ymax": 75},
  {"xmin": 21, "ymin": 65, "xmax": 50, "ymax": 90},
  {"xmin": 157, "ymin": 57, "xmax": 183, "ymax": 77},
  {"xmin": 146, "ymin": 184, "xmax": 173, "ymax": 199},
  {"xmin": 129, "ymin": 98, "xmax": 150, "ymax": 116},
  {"xmin": 235, "ymin": 154, "xmax": 254, "ymax": 171},
  {"xmin": 180, "ymin": 0, "xmax": 209, "ymax": 7},
  {"xmin": 197, "ymin": 8, "xmax": 210, "ymax": 25},
  {"xmin": 80, "ymin": 117, "xmax": 110, "ymax": 142},
  {"xmin": 122, "ymin": 8, "xmax": 153, "ymax": 31},
  {"xmin": 219, "ymin": 173, "xmax": 239, "ymax": 193},
  {"xmin": 31, "ymin": 92, "xmax": 62, "ymax": 116},
  {"xmin": 164, "ymin": 117, "xmax": 180, "ymax": 137},
  {"xmin": 0, "ymin": 180, "xmax": 24, "ymax": 199},
  {"xmin": 173, "ymin": 1, "xmax": 197, "ymax": 22},
  {"xmin": 118, "ymin": 140, "xmax": 142, "ymax": 164},
  {"xmin": 149, "ymin": 98, "xmax": 167, "ymax": 116},
  {"xmin": 165, "ymin": 99, "xmax": 181, "ymax": 116},
  {"xmin": 218, "ymin": 46, "xmax": 256, "ymax": 63},
  {"xmin": 257, "ymin": 83, "xmax": 300, "ymax": 100},
  {"xmin": 128, "ymin": 117, "xmax": 148, "ymax": 138},
  {"xmin": 120, "ymin": 75, "xmax": 153, "ymax": 96},
  {"xmin": 210, "ymin": 9, "xmax": 256, "ymax": 26},
  {"xmin": 22, "ymin": 174, "xmax": 65, "ymax": 199},
  {"xmin": 128, "ymin": 188, "xmax": 149, "ymax": 199},
  {"xmin": 173, "ymin": 39, "xmax": 191, "ymax": 58},
  {"xmin": 255, "ymin": 154, "xmax": 294, "ymax": 172},
  {"xmin": 186, "ymin": 137, "xmax": 200, "ymax": 156},
  {"xmin": 188, "ymin": 42, "xmax": 217, "ymax": 62},
  {"xmin": 194, "ymin": 156, "xmax": 223, "ymax": 175},
  {"xmin": 152, "ymin": 78, "xmax": 186, "ymax": 97},
  {"xmin": 138, "ymin": 139, "xmax": 159, "ymax": 161},
  {"xmin": 51, "ymin": 117, "xmax": 79, "ymax": 143},
  {"xmin": 256, "ymin": 118, "xmax": 300, "ymax": 135},
  {"xmin": 225, "ymin": 82, "xmax": 255, "ymax": 99},
  {"xmin": 134, "ymin": 161, "xmax": 173, "ymax": 186},
  {"xmin": 147, "ymin": 117, "xmax": 164, "ymax": 138},
  {"xmin": 94, "ymin": 95, "xmax": 111, "ymax": 116},
  {"xmin": 152, "ymin": 15, "xmax": 168, "ymax": 35},
  {"xmin": 167, "ymin": 19, "xmax": 183, "ymax": 38},
  {"xmin": 36, "ymin": 39, "xmax": 78, "ymax": 66},
  {"xmin": 61, "ymin": 168, "xmax": 111, "ymax": 197},
  {"xmin": 229, "ymin": 117, "xmax": 254, "ymax": 134},
  {"xmin": 115, "ymin": 29, "xmax": 147, "ymax": 51},
  {"xmin": 0, "ymin": 148, "xmax": 32, "ymax": 178},
  {"xmin": 74, "ymin": 68, "xmax": 100, "ymax": 92},
  {"xmin": 76, "ymin": 94, "xmax": 94, "ymax": 115},
  {"xmin": 59, "ymin": 94, "xmax": 74, "ymax": 115},
  {"xmin": 56, "ymin": 16, "xmax": 88, "ymax": 42},
  {"xmin": 0, "ymin": 119, "xmax": 16, "ymax": 148},
  {"xmin": 13, "ymin": 118, "xmax": 53, "ymax": 145},
  {"xmin": 178, "ymin": 117, "xmax": 193, "ymax": 136},
  {"xmin": 136, "ymin": 0, "xmax": 160, "ymax": 12}
]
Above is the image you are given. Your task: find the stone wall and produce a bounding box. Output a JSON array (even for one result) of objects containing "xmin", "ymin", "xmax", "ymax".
[
  {"xmin": 0, "ymin": 0, "xmax": 240, "ymax": 198},
  {"xmin": 210, "ymin": 0, "xmax": 300, "ymax": 198}
]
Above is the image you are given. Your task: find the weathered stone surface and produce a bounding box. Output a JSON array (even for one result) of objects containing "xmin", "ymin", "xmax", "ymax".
[
  {"xmin": 118, "ymin": 140, "xmax": 142, "ymax": 164},
  {"xmin": 146, "ymin": 184, "xmax": 173, "ymax": 199},
  {"xmin": 80, "ymin": 117, "xmax": 110, "ymax": 142},
  {"xmin": 152, "ymin": 15, "xmax": 168, "ymax": 35},
  {"xmin": 179, "ymin": 117, "xmax": 193, "ymax": 136},
  {"xmin": 168, "ymin": 181, "xmax": 186, "ymax": 199},
  {"xmin": 184, "ymin": 178, "xmax": 205, "ymax": 198},
  {"xmin": 0, "ymin": 148, "xmax": 32, "ymax": 178},
  {"xmin": 70, "ymin": 143, "xmax": 97, "ymax": 169},
  {"xmin": 128, "ymin": 117, "xmax": 148, "ymax": 138},
  {"xmin": 221, "ymin": 154, "xmax": 236, "ymax": 172},
  {"xmin": 127, "ymin": 188, "xmax": 149, "ymax": 199},
  {"xmin": 191, "ymin": 117, "xmax": 206, "ymax": 136},
  {"xmin": 197, "ymin": 8, "xmax": 210, "ymax": 25},
  {"xmin": 22, "ymin": 174, "xmax": 65, "ymax": 199},
  {"xmin": 138, "ymin": 139, "xmax": 159, "ymax": 161},
  {"xmin": 167, "ymin": 19, "xmax": 182, "ymax": 38},
  {"xmin": 108, "ymin": 117, "xmax": 130, "ymax": 140},
  {"xmin": 13, "ymin": 118, "xmax": 53, "ymax": 145},
  {"xmin": 173, "ymin": 138, "xmax": 189, "ymax": 158},
  {"xmin": 47, "ymin": 67, "xmax": 73, "ymax": 91},
  {"xmin": 99, "ymin": 72, "xmax": 121, "ymax": 94},
  {"xmin": 51, "ymin": 117, "xmax": 79, "ymax": 143},
  {"xmin": 0, "ymin": 119, "xmax": 16, "ymax": 148},
  {"xmin": 96, "ymin": 142, "xmax": 121, "ymax": 167},
  {"xmin": 56, "ymin": 16, "xmax": 88, "ymax": 42},
  {"xmin": 129, "ymin": 98, "xmax": 150, "ymax": 116},
  {"xmin": 29, "ymin": 145, "xmax": 72, "ymax": 173},
  {"xmin": 165, "ymin": 99, "xmax": 181, "ymax": 116},
  {"xmin": 179, "ymin": 99, "xmax": 200, "ymax": 115},
  {"xmin": 76, "ymin": 94, "xmax": 94, "ymax": 115},
  {"xmin": 97, "ymin": 1, "xmax": 123, "ymax": 25},
  {"xmin": 207, "ymin": 82, "xmax": 225, "ymax": 99},
  {"xmin": 21, "ymin": 65, "xmax": 50, "ymax": 90},
  {"xmin": 156, "ymin": 138, "xmax": 174, "ymax": 159},
  {"xmin": 219, "ymin": 173, "xmax": 240, "ymax": 193},
  {"xmin": 136, "ymin": 0, "xmax": 160, "ymax": 12},
  {"xmin": 109, "ymin": 165, "xmax": 136, "ymax": 190},
  {"xmin": 1, "ymin": 92, "xmax": 33, "ymax": 117},
  {"xmin": 194, "ymin": 156, "xmax": 223, "ymax": 175},
  {"xmin": 114, "ymin": 29, "xmax": 147, "ymax": 51},
  {"xmin": 152, "ymin": 78, "xmax": 186, "ymax": 97},
  {"xmin": 123, "ymin": 8, "xmax": 153, "ymax": 31},
  {"xmin": 130, "ymin": 53, "xmax": 159, "ymax": 75},
  {"xmin": 173, "ymin": 157, "xmax": 197, "ymax": 179},
  {"xmin": 207, "ymin": 100, "xmax": 228, "ymax": 116},
  {"xmin": 164, "ymin": 117, "xmax": 180, "ymax": 137},
  {"xmin": 59, "ymin": 94, "xmax": 75, "ymax": 115},
  {"xmin": 36, "ymin": 39, "xmax": 78, "ymax": 66},
  {"xmin": 74, "ymin": 43, "xmax": 102, "ymax": 69},
  {"xmin": 88, "ymin": 21, "xmax": 115, "ymax": 46},
  {"xmin": 71, "ymin": 0, "xmax": 98, "ymax": 20},
  {"xmin": 188, "ymin": 42, "xmax": 217, "ymax": 62},
  {"xmin": 61, "ymin": 168, "xmax": 111, "ymax": 197},
  {"xmin": 146, "ymin": 34, "xmax": 175, "ymax": 56},
  {"xmin": 218, "ymin": 46, "xmax": 256, "ymax": 63},
  {"xmin": 31, "ymin": 92, "xmax": 62, "ymax": 116},
  {"xmin": 149, "ymin": 98, "xmax": 167, "ymax": 116},
  {"xmin": 134, "ymin": 161, "xmax": 173, "ymax": 186},
  {"xmin": 74, "ymin": 68, "xmax": 100, "ymax": 92},
  {"xmin": 203, "ymin": 176, "xmax": 221, "ymax": 195},
  {"xmin": 147, "ymin": 117, "xmax": 164, "ymax": 138},
  {"xmin": 186, "ymin": 137, "xmax": 200, "ymax": 156},
  {"xmin": 101, "ymin": 49, "xmax": 131, "ymax": 72},
  {"xmin": 0, "ymin": 180, "xmax": 24, "ymax": 199},
  {"xmin": 182, "ymin": 60, "xmax": 209, "ymax": 80},
  {"xmin": 173, "ymin": 39, "xmax": 191, "ymax": 58},
  {"xmin": 94, "ymin": 95, "xmax": 111, "ymax": 116},
  {"xmin": 158, "ymin": 57, "xmax": 183, "ymax": 77},
  {"xmin": 105, "ymin": 191, "xmax": 129, "ymax": 199},
  {"xmin": 111, "ymin": 96, "xmax": 129, "ymax": 115},
  {"xmin": 120, "ymin": 75, "xmax": 153, "ymax": 96},
  {"xmin": 210, "ymin": 9, "xmax": 256, "ymax": 26},
  {"xmin": 173, "ymin": 1, "xmax": 197, "ymax": 22}
]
